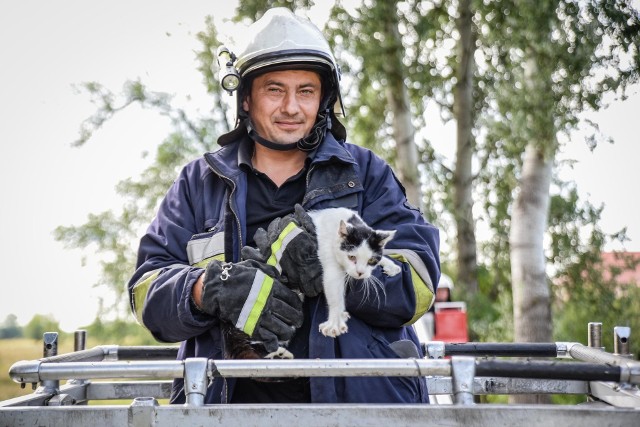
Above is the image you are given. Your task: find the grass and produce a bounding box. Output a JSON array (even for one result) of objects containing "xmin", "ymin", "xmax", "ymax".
[{"xmin": 1, "ymin": 337, "xmax": 71, "ymax": 401}]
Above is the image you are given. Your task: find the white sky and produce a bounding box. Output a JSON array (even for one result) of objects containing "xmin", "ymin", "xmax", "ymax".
[{"xmin": 1, "ymin": 1, "xmax": 639, "ymax": 332}]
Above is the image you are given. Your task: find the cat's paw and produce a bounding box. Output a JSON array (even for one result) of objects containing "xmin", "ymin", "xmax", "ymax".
[
  {"xmin": 319, "ymin": 312, "xmax": 350, "ymax": 337},
  {"xmin": 383, "ymin": 263, "xmax": 401, "ymax": 277},
  {"xmin": 264, "ymin": 346, "xmax": 294, "ymax": 359}
]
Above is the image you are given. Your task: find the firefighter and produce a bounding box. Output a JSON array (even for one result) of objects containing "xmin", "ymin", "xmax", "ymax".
[{"xmin": 128, "ymin": 7, "xmax": 440, "ymax": 404}]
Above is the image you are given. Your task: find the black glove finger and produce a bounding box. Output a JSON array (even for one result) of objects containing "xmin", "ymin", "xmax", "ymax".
[
  {"xmin": 299, "ymin": 269, "xmax": 323, "ymax": 297},
  {"xmin": 271, "ymin": 282, "xmax": 303, "ymax": 311},
  {"xmin": 269, "ymin": 294, "xmax": 304, "ymax": 328},
  {"xmin": 266, "ymin": 216, "xmax": 283, "ymax": 237},
  {"xmin": 253, "ymin": 227, "xmax": 270, "ymax": 254},
  {"xmin": 241, "ymin": 245, "xmax": 264, "ymax": 262},
  {"xmin": 294, "ymin": 204, "xmax": 316, "ymax": 234},
  {"xmin": 260, "ymin": 313, "xmax": 297, "ymax": 341},
  {"xmin": 242, "ymin": 258, "xmax": 281, "ymax": 280},
  {"xmin": 256, "ymin": 328, "xmax": 280, "ymax": 354}
]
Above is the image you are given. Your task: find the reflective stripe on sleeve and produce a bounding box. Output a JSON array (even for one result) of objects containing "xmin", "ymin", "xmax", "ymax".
[
  {"xmin": 386, "ymin": 250, "xmax": 435, "ymax": 325},
  {"xmin": 235, "ymin": 270, "xmax": 274, "ymax": 336},
  {"xmin": 131, "ymin": 262, "xmax": 209, "ymax": 325},
  {"xmin": 266, "ymin": 222, "xmax": 303, "ymax": 272},
  {"xmin": 131, "ymin": 270, "xmax": 161, "ymax": 325}
]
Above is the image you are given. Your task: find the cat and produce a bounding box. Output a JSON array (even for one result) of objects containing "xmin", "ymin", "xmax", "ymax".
[
  {"xmin": 224, "ymin": 207, "xmax": 400, "ymax": 361},
  {"xmin": 308, "ymin": 207, "xmax": 401, "ymax": 337}
]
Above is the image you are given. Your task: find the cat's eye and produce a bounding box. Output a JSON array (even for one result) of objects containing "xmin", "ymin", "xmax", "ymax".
[
  {"xmin": 348, "ymin": 255, "xmax": 357, "ymax": 262},
  {"xmin": 368, "ymin": 258, "xmax": 377, "ymax": 266}
]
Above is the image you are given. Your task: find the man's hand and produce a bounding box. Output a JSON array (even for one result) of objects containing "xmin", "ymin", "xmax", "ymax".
[
  {"xmin": 248, "ymin": 204, "xmax": 324, "ymax": 297},
  {"xmin": 198, "ymin": 259, "xmax": 303, "ymax": 353}
]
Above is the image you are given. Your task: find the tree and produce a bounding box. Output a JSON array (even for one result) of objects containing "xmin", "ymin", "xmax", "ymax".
[
  {"xmin": 0, "ymin": 314, "xmax": 23, "ymax": 339},
  {"xmin": 54, "ymin": 19, "xmax": 228, "ymax": 316},
  {"xmin": 453, "ymin": 0, "xmax": 479, "ymax": 296},
  {"xmin": 480, "ymin": 0, "xmax": 640, "ymax": 403},
  {"xmin": 54, "ymin": 1, "xmax": 640, "ymax": 364},
  {"xmin": 23, "ymin": 314, "xmax": 60, "ymax": 341}
]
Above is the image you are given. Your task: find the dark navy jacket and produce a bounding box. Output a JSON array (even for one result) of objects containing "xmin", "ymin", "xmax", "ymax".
[{"xmin": 128, "ymin": 132, "xmax": 440, "ymax": 403}]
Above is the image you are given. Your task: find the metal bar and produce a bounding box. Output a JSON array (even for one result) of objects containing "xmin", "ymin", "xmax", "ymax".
[
  {"xmin": 184, "ymin": 358, "xmax": 208, "ymax": 406},
  {"xmin": 588, "ymin": 322, "xmax": 604, "ymax": 350},
  {"xmin": 475, "ymin": 360, "xmax": 622, "ymax": 382},
  {"xmin": 1, "ymin": 404, "xmax": 639, "ymax": 427},
  {"xmin": 614, "ymin": 326, "xmax": 632, "ymax": 358},
  {"xmin": 86, "ymin": 381, "xmax": 173, "ymax": 401},
  {"xmin": 210, "ymin": 359, "xmax": 451, "ymax": 378},
  {"xmin": 451, "ymin": 356, "xmax": 475, "ymax": 404},
  {"xmin": 40, "ymin": 347, "xmax": 106, "ymax": 363},
  {"xmin": 39, "ymin": 332, "xmax": 59, "ymax": 395},
  {"xmin": 589, "ymin": 381, "xmax": 640, "ymax": 409},
  {"xmin": 426, "ymin": 377, "xmax": 589, "ymax": 395},
  {"xmin": 440, "ymin": 342, "xmax": 559, "ymax": 357},
  {"xmin": 11, "ymin": 359, "xmax": 452, "ymax": 384},
  {"xmin": 38, "ymin": 345, "xmax": 180, "ymax": 364},
  {"xmin": 116, "ymin": 346, "xmax": 180, "ymax": 361},
  {"xmin": 567, "ymin": 343, "xmax": 640, "ymax": 383},
  {"xmin": 74, "ymin": 330, "xmax": 87, "ymax": 352},
  {"xmin": 12, "ymin": 357, "xmax": 639, "ymax": 385}
]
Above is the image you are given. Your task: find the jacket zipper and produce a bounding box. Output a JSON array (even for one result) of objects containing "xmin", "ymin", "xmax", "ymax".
[
  {"xmin": 204, "ymin": 157, "xmax": 244, "ymax": 250},
  {"xmin": 204, "ymin": 156, "xmax": 241, "ymax": 404}
]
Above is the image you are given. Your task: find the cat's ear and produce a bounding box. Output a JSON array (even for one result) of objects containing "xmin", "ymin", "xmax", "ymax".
[
  {"xmin": 377, "ymin": 230, "xmax": 396, "ymax": 246},
  {"xmin": 339, "ymin": 219, "xmax": 350, "ymax": 238}
]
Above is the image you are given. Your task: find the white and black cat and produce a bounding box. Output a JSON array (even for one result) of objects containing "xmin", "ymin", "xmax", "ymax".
[
  {"xmin": 309, "ymin": 207, "xmax": 400, "ymax": 337},
  {"xmin": 224, "ymin": 208, "xmax": 400, "ymax": 360}
]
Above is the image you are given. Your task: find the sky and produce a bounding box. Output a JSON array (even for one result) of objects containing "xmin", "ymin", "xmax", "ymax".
[{"xmin": 1, "ymin": 1, "xmax": 639, "ymax": 332}]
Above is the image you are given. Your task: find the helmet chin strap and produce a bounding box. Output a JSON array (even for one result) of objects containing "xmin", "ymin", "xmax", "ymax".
[{"xmin": 246, "ymin": 108, "xmax": 331, "ymax": 152}]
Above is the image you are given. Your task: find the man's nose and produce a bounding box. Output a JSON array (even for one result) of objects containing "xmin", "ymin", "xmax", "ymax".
[{"xmin": 280, "ymin": 92, "xmax": 300, "ymax": 115}]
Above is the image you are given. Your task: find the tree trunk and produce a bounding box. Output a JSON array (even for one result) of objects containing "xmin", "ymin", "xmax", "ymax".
[
  {"xmin": 453, "ymin": 0, "xmax": 478, "ymax": 296},
  {"xmin": 509, "ymin": 143, "xmax": 553, "ymax": 404},
  {"xmin": 381, "ymin": 4, "xmax": 421, "ymax": 209}
]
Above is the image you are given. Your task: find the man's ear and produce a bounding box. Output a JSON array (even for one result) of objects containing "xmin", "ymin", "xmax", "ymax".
[{"xmin": 242, "ymin": 96, "xmax": 250, "ymax": 112}]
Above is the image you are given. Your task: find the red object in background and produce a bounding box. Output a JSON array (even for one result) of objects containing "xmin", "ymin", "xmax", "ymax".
[{"xmin": 432, "ymin": 302, "xmax": 469, "ymax": 343}]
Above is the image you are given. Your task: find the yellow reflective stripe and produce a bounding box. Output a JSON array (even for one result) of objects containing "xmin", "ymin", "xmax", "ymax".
[
  {"xmin": 266, "ymin": 222, "xmax": 302, "ymax": 271},
  {"xmin": 235, "ymin": 270, "xmax": 274, "ymax": 336},
  {"xmin": 388, "ymin": 253, "xmax": 435, "ymax": 325},
  {"xmin": 132, "ymin": 271, "xmax": 160, "ymax": 324},
  {"xmin": 193, "ymin": 253, "xmax": 225, "ymax": 268},
  {"xmin": 132, "ymin": 259, "xmax": 219, "ymax": 325}
]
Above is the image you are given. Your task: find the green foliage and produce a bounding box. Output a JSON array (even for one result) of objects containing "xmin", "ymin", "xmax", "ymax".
[
  {"xmin": 553, "ymin": 247, "xmax": 640, "ymax": 356},
  {"xmin": 83, "ymin": 317, "xmax": 161, "ymax": 346},
  {"xmin": 461, "ymin": 264, "xmax": 514, "ymax": 342},
  {"xmin": 0, "ymin": 314, "xmax": 23, "ymax": 339},
  {"xmin": 23, "ymin": 314, "xmax": 61, "ymax": 341},
  {"xmin": 55, "ymin": 25, "xmax": 226, "ymax": 316},
  {"xmin": 54, "ymin": 1, "xmax": 640, "ymax": 352}
]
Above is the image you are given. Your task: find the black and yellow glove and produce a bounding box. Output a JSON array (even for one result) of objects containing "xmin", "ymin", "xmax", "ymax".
[
  {"xmin": 200, "ymin": 259, "xmax": 303, "ymax": 353},
  {"xmin": 251, "ymin": 204, "xmax": 324, "ymax": 298}
]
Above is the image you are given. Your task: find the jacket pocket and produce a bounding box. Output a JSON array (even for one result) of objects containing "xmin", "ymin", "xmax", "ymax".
[
  {"xmin": 187, "ymin": 229, "xmax": 225, "ymax": 267},
  {"xmin": 368, "ymin": 330, "xmax": 422, "ymax": 401}
]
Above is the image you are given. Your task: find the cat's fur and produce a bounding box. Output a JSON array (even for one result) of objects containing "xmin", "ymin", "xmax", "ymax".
[
  {"xmin": 309, "ymin": 207, "xmax": 400, "ymax": 337},
  {"xmin": 224, "ymin": 208, "xmax": 400, "ymax": 360}
]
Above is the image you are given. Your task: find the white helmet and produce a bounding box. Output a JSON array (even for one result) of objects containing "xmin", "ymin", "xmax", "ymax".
[
  {"xmin": 217, "ymin": 8, "xmax": 346, "ymax": 149},
  {"xmin": 438, "ymin": 274, "xmax": 454, "ymax": 290}
]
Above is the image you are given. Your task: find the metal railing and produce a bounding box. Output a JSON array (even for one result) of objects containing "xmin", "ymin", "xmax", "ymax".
[{"xmin": 1, "ymin": 323, "xmax": 640, "ymax": 427}]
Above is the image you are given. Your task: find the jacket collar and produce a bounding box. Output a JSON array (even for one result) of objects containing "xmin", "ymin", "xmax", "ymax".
[{"xmin": 204, "ymin": 131, "xmax": 356, "ymax": 179}]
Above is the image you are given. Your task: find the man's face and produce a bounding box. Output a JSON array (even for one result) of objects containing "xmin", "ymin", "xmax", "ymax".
[{"xmin": 243, "ymin": 69, "xmax": 322, "ymax": 146}]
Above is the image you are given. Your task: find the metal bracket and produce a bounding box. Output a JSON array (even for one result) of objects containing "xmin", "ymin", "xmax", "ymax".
[{"xmin": 184, "ymin": 358, "xmax": 209, "ymax": 406}]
